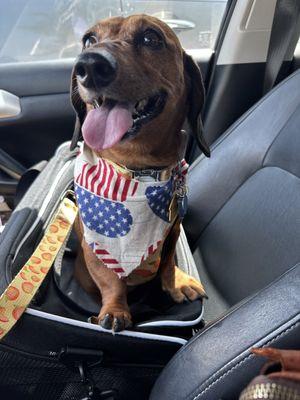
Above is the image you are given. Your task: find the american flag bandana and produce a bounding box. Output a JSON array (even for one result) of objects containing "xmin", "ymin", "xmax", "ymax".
[{"xmin": 74, "ymin": 144, "xmax": 188, "ymax": 280}]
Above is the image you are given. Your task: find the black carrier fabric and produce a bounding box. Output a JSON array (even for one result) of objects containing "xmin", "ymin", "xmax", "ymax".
[
  {"xmin": 0, "ymin": 143, "xmax": 204, "ymax": 399},
  {"xmin": 0, "ymin": 347, "xmax": 159, "ymax": 400}
]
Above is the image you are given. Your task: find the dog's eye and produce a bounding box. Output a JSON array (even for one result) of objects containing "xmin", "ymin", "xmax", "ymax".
[
  {"xmin": 83, "ymin": 35, "xmax": 98, "ymax": 48},
  {"xmin": 142, "ymin": 30, "xmax": 163, "ymax": 49}
]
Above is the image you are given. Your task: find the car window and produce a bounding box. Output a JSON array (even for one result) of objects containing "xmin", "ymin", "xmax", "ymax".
[{"xmin": 0, "ymin": 0, "xmax": 228, "ymax": 64}]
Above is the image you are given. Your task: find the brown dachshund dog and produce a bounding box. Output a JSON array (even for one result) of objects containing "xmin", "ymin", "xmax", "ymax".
[{"xmin": 71, "ymin": 14, "xmax": 210, "ymax": 332}]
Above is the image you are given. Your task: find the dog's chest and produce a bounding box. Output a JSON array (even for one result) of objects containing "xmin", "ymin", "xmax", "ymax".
[{"xmin": 74, "ymin": 145, "xmax": 188, "ymax": 284}]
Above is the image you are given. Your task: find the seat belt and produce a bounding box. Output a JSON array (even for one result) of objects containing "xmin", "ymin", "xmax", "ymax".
[
  {"xmin": 263, "ymin": 0, "xmax": 300, "ymax": 95},
  {"xmin": 0, "ymin": 149, "xmax": 26, "ymax": 180},
  {"xmin": 15, "ymin": 160, "xmax": 48, "ymax": 207}
]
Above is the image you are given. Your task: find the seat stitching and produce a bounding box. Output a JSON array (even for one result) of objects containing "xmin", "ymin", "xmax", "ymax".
[
  {"xmin": 188, "ymin": 72, "xmax": 300, "ymax": 245},
  {"xmin": 261, "ymin": 102, "xmax": 300, "ymax": 167},
  {"xmin": 159, "ymin": 263, "xmax": 300, "ymax": 372},
  {"xmin": 263, "ymin": 165, "xmax": 300, "ymax": 181},
  {"xmin": 194, "ymin": 164, "xmax": 300, "ymax": 246},
  {"xmin": 191, "ymin": 320, "xmax": 300, "ymax": 400},
  {"xmin": 190, "ymin": 70, "xmax": 300, "ymax": 173},
  {"xmin": 192, "ymin": 167, "xmax": 262, "ymax": 242}
]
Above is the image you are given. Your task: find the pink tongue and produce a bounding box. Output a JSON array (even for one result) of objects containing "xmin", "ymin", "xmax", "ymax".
[{"xmin": 82, "ymin": 103, "xmax": 133, "ymax": 151}]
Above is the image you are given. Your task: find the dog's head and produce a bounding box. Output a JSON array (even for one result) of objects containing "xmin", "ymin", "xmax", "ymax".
[{"xmin": 71, "ymin": 14, "xmax": 210, "ymax": 159}]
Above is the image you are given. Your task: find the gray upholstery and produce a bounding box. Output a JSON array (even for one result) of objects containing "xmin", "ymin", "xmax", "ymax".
[
  {"xmin": 185, "ymin": 69, "xmax": 300, "ymax": 310},
  {"xmin": 150, "ymin": 70, "xmax": 300, "ymax": 399},
  {"xmin": 200, "ymin": 167, "xmax": 300, "ymax": 305},
  {"xmin": 150, "ymin": 264, "xmax": 300, "ymax": 400}
]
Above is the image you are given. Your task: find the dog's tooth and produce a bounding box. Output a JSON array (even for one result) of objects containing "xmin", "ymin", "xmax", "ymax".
[
  {"xmin": 137, "ymin": 98, "xmax": 147, "ymax": 111},
  {"xmin": 93, "ymin": 99, "xmax": 100, "ymax": 109}
]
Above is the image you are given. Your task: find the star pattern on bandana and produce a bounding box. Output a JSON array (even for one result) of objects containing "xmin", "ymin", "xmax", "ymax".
[
  {"xmin": 75, "ymin": 185, "xmax": 132, "ymax": 238},
  {"xmin": 145, "ymin": 179, "xmax": 173, "ymax": 222}
]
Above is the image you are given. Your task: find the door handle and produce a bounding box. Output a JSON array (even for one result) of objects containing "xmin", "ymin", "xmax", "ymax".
[{"xmin": 0, "ymin": 90, "xmax": 21, "ymax": 118}]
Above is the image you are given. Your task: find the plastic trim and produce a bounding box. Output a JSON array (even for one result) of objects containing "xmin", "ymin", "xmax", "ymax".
[
  {"xmin": 137, "ymin": 307, "xmax": 204, "ymax": 328},
  {"xmin": 25, "ymin": 308, "xmax": 187, "ymax": 346}
]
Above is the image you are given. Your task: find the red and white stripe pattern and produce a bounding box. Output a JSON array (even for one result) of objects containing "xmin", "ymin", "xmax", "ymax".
[
  {"xmin": 92, "ymin": 242, "xmax": 126, "ymax": 278},
  {"xmin": 92, "ymin": 240, "xmax": 163, "ymax": 277},
  {"xmin": 174, "ymin": 159, "xmax": 189, "ymax": 176},
  {"xmin": 75, "ymin": 158, "xmax": 139, "ymax": 202},
  {"xmin": 140, "ymin": 240, "xmax": 162, "ymax": 263}
]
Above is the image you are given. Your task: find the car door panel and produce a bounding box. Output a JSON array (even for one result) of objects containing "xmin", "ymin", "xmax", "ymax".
[
  {"xmin": 1, "ymin": 93, "xmax": 73, "ymax": 167},
  {"xmin": 0, "ymin": 61, "xmax": 74, "ymax": 167}
]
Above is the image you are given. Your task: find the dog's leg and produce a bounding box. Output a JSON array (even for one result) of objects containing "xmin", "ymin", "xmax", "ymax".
[
  {"xmin": 74, "ymin": 216, "xmax": 99, "ymax": 295},
  {"xmin": 74, "ymin": 243, "xmax": 99, "ymax": 296},
  {"xmin": 160, "ymin": 218, "xmax": 207, "ymax": 302},
  {"xmin": 74, "ymin": 217, "xmax": 132, "ymax": 331},
  {"xmin": 81, "ymin": 240, "xmax": 132, "ymax": 331}
]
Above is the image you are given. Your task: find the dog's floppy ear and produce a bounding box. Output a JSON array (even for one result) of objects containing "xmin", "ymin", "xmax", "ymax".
[
  {"xmin": 70, "ymin": 66, "xmax": 86, "ymax": 150},
  {"xmin": 184, "ymin": 53, "xmax": 210, "ymax": 157}
]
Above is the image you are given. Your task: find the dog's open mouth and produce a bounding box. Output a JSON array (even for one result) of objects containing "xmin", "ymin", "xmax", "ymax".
[{"xmin": 81, "ymin": 90, "xmax": 167, "ymax": 151}]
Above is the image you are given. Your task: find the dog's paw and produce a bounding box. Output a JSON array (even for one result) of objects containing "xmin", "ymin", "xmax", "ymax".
[
  {"xmin": 161, "ymin": 266, "xmax": 207, "ymax": 303},
  {"xmin": 90, "ymin": 305, "xmax": 132, "ymax": 332}
]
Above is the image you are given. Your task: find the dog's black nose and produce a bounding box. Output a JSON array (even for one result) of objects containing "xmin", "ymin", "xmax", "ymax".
[{"xmin": 75, "ymin": 50, "xmax": 117, "ymax": 88}]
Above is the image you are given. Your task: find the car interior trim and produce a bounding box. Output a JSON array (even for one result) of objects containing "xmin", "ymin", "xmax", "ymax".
[
  {"xmin": 25, "ymin": 308, "xmax": 187, "ymax": 346},
  {"xmin": 137, "ymin": 307, "xmax": 203, "ymax": 328},
  {"xmin": 217, "ymin": 0, "xmax": 277, "ymax": 65}
]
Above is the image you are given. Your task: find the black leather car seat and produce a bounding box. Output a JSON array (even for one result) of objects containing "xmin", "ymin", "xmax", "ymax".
[{"xmin": 150, "ymin": 70, "xmax": 300, "ymax": 399}]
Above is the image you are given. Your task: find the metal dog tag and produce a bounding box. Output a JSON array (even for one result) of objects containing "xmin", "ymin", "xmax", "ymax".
[
  {"xmin": 177, "ymin": 194, "xmax": 188, "ymax": 219},
  {"xmin": 174, "ymin": 177, "xmax": 188, "ymax": 220}
]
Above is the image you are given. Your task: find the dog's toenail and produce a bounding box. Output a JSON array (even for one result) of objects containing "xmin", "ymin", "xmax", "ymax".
[
  {"xmin": 100, "ymin": 314, "xmax": 113, "ymax": 329},
  {"xmin": 125, "ymin": 319, "xmax": 132, "ymax": 329},
  {"xmin": 88, "ymin": 316, "xmax": 99, "ymax": 324},
  {"xmin": 113, "ymin": 317, "xmax": 123, "ymax": 332}
]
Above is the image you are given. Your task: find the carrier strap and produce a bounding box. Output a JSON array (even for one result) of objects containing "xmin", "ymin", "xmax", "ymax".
[{"xmin": 0, "ymin": 193, "xmax": 78, "ymax": 340}]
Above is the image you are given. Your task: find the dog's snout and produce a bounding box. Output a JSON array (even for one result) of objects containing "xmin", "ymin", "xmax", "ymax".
[{"xmin": 75, "ymin": 50, "xmax": 117, "ymax": 89}]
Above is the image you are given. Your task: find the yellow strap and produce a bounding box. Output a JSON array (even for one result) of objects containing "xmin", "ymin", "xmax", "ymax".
[{"xmin": 0, "ymin": 195, "xmax": 78, "ymax": 339}]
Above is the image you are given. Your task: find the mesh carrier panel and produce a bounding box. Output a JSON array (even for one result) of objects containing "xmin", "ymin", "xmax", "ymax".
[{"xmin": 0, "ymin": 349, "xmax": 159, "ymax": 399}]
